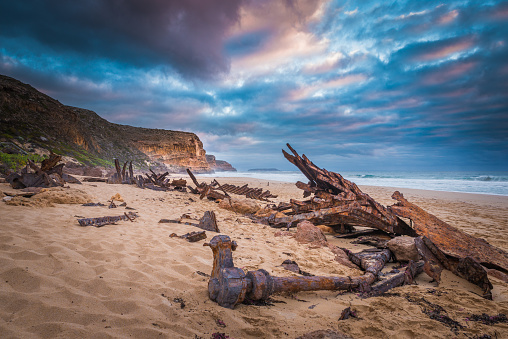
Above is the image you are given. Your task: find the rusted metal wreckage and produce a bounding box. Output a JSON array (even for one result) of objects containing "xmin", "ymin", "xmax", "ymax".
[
  {"xmin": 77, "ymin": 211, "xmax": 138, "ymax": 227},
  {"xmin": 218, "ymin": 183, "xmax": 277, "ymax": 201},
  {"xmin": 204, "ymin": 144, "xmax": 508, "ymax": 308},
  {"xmin": 186, "ymin": 168, "xmax": 277, "ymax": 202},
  {"xmin": 265, "ymin": 144, "xmax": 415, "ymax": 235},
  {"xmin": 262, "ymin": 144, "xmax": 507, "ymax": 298},
  {"xmin": 107, "ymin": 158, "xmax": 187, "ymax": 192},
  {"xmin": 6, "ymin": 152, "xmax": 81, "ymax": 188},
  {"xmin": 205, "ymin": 235, "xmax": 424, "ymax": 309}
]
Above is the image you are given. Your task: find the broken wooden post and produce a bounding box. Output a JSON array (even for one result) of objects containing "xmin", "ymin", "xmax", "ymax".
[{"xmin": 205, "ymin": 235, "xmax": 394, "ymax": 309}]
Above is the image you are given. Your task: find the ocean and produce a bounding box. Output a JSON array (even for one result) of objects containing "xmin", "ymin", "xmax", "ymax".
[{"xmin": 199, "ymin": 170, "xmax": 508, "ymax": 196}]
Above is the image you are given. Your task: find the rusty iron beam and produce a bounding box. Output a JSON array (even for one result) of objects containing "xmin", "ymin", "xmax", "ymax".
[
  {"xmin": 212, "ymin": 182, "xmax": 276, "ymax": 201},
  {"xmin": 389, "ymin": 191, "xmax": 508, "ymax": 275},
  {"xmin": 77, "ymin": 212, "xmax": 138, "ymax": 227},
  {"xmin": 114, "ymin": 159, "xmax": 122, "ymax": 178},
  {"xmin": 365, "ymin": 260, "xmax": 424, "ymax": 297}
]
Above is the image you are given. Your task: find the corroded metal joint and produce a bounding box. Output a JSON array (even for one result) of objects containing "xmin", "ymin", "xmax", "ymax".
[
  {"xmin": 246, "ymin": 269, "xmax": 274, "ymax": 300},
  {"xmin": 204, "ymin": 235, "xmax": 247, "ymax": 309}
]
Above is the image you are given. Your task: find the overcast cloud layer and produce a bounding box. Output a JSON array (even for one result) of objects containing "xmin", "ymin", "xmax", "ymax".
[{"xmin": 1, "ymin": 0, "xmax": 507, "ymax": 171}]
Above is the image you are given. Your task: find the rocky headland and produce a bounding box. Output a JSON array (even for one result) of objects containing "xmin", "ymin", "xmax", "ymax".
[
  {"xmin": 205, "ymin": 154, "xmax": 237, "ymax": 172},
  {"xmin": 0, "ymin": 74, "xmax": 234, "ymax": 174}
]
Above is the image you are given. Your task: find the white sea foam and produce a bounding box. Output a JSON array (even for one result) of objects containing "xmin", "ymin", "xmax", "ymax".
[{"xmin": 200, "ymin": 171, "xmax": 508, "ymax": 196}]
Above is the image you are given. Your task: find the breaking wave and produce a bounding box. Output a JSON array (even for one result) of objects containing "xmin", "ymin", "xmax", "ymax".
[{"xmin": 201, "ymin": 171, "xmax": 508, "ymax": 196}]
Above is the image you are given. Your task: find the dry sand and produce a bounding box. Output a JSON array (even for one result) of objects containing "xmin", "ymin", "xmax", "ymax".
[{"xmin": 0, "ymin": 176, "xmax": 507, "ymax": 338}]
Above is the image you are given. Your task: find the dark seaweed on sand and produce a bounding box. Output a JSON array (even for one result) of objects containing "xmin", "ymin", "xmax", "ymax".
[{"xmin": 405, "ymin": 295, "xmax": 464, "ymax": 332}]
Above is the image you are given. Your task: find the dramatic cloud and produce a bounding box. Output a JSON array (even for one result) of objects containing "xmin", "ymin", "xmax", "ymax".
[
  {"xmin": 1, "ymin": 0, "xmax": 507, "ymax": 171},
  {"xmin": 0, "ymin": 0, "xmax": 242, "ymax": 78}
]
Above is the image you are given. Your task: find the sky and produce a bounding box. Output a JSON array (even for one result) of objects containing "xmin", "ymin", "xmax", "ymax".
[{"xmin": 1, "ymin": 0, "xmax": 507, "ymax": 172}]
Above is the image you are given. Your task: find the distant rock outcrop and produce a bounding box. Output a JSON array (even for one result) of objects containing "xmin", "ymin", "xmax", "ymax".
[
  {"xmin": 205, "ymin": 154, "xmax": 236, "ymax": 172},
  {"xmin": 0, "ymin": 74, "xmax": 221, "ymax": 173}
]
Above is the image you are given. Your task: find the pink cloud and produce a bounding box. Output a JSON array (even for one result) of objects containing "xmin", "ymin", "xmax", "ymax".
[
  {"xmin": 228, "ymin": 1, "xmax": 328, "ymax": 75},
  {"xmin": 289, "ymin": 74, "xmax": 368, "ymax": 101},
  {"xmin": 303, "ymin": 52, "xmax": 344, "ymax": 74},
  {"xmin": 437, "ymin": 10, "xmax": 459, "ymax": 25},
  {"xmin": 491, "ymin": 3, "xmax": 508, "ymax": 19},
  {"xmin": 417, "ymin": 40, "xmax": 474, "ymax": 61},
  {"xmin": 423, "ymin": 61, "xmax": 476, "ymax": 85}
]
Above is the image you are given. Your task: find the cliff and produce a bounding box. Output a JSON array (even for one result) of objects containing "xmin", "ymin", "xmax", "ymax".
[
  {"xmin": 0, "ymin": 74, "xmax": 218, "ymax": 173},
  {"xmin": 206, "ymin": 154, "xmax": 236, "ymax": 172}
]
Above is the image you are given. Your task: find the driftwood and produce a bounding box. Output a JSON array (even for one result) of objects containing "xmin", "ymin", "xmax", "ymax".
[
  {"xmin": 77, "ymin": 212, "xmax": 138, "ymax": 227},
  {"xmin": 6, "ymin": 152, "xmax": 67, "ymax": 189},
  {"xmin": 205, "ymin": 235, "xmax": 398, "ymax": 309},
  {"xmin": 264, "ymin": 144, "xmax": 415, "ymax": 236}
]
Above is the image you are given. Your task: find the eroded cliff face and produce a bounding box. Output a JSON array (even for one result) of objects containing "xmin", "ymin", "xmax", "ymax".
[
  {"xmin": 136, "ymin": 137, "xmax": 209, "ymax": 172},
  {"xmin": 0, "ymin": 74, "xmax": 212, "ymax": 172}
]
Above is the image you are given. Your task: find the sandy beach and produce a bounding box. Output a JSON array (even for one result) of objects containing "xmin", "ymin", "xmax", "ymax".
[{"xmin": 1, "ymin": 176, "xmax": 507, "ymax": 338}]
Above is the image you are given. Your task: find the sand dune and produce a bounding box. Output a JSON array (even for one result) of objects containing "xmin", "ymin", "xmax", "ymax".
[{"xmin": 1, "ymin": 178, "xmax": 507, "ymax": 338}]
